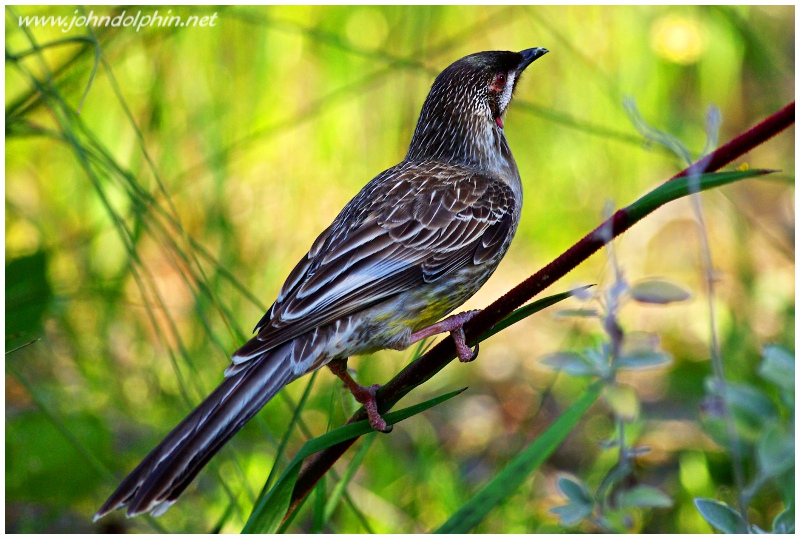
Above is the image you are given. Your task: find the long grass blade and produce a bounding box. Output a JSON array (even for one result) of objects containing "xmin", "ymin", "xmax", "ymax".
[
  {"xmin": 261, "ymin": 371, "xmax": 320, "ymax": 497},
  {"xmin": 322, "ymin": 432, "xmax": 377, "ymax": 524},
  {"xmin": 435, "ymin": 383, "xmax": 602, "ymax": 533},
  {"xmin": 626, "ymin": 169, "xmax": 773, "ymax": 223}
]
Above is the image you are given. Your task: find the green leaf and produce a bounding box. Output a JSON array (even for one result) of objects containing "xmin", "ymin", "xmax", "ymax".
[
  {"xmin": 244, "ymin": 456, "xmax": 302, "ymax": 534},
  {"xmin": 694, "ymin": 498, "xmax": 748, "ymax": 534},
  {"xmin": 434, "ymin": 383, "xmax": 602, "ymax": 533},
  {"xmin": 616, "ymin": 485, "xmax": 673, "ymax": 508},
  {"xmin": 480, "ymin": 286, "xmax": 593, "ymax": 341},
  {"xmin": 758, "ymin": 345, "xmax": 794, "ymax": 392},
  {"xmin": 557, "ymin": 476, "xmax": 593, "ymax": 505},
  {"xmin": 551, "ymin": 502, "xmax": 593, "ymax": 527},
  {"xmin": 629, "ymin": 279, "xmax": 691, "ymax": 304},
  {"xmin": 323, "ymin": 432, "xmax": 376, "ymax": 523},
  {"xmin": 242, "ymin": 388, "xmax": 465, "ymax": 533},
  {"xmin": 616, "ymin": 351, "xmax": 673, "ymax": 370},
  {"xmin": 772, "ymin": 502, "xmax": 794, "ymax": 533},
  {"xmin": 311, "ymin": 475, "xmax": 326, "ymax": 533},
  {"xmin": 540, "ymin": 352, "xmax": 598, "ymax": 377},
  {"xmin": 756, "ymin": 425, "xmax": 794, "ymax": 478},
  {"xmin": 626, "ymin": 169, "xmax": 774, "ymax": 224}
]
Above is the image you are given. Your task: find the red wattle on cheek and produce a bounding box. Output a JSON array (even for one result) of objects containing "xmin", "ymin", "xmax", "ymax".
[{"xmin": 495, "ymin": 117, "xmax": 504, "ymax": 129}]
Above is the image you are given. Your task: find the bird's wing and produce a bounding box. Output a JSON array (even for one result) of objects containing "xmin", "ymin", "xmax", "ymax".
[{"xmin": 232, "ymin": 162, "xmax": 516, "ymax": 363}]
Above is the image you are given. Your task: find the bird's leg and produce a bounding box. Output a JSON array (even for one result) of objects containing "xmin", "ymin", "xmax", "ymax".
[
  {"xmin": 408, "ymin": 309, "xmax": 481, "ymax": 362},
  {"xmin": 328, "ymin": 358, "xmax": 392, "ymax": 433}
]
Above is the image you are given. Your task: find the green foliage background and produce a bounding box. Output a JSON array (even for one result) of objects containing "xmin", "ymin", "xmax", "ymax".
[{"xmin": 5, "ymin": 5, "xmax": 794, "ymax": 533}]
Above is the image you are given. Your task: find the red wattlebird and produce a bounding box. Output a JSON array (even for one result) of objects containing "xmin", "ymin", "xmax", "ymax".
[{"xmin": 95, "ymin": 47, "xmax": 548, "ymax": 520}]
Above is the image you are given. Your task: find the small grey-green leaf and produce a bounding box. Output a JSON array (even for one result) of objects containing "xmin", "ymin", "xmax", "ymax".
[
  {"xmin": 616, "ymin": 351, "xmax": 673, "ymax": 370},
  {"xmin": 598, "ymin": 437, "xmax": 619, "ymax": 449},
  {"xmin": 707, "ymin": 380, "xmax": 779, "ymax": 422},
  {"xmin": 772, "ymin": 502, "xmax": 794, "ymax": 533},
  {"xmin": 623, "ymin": 331, "xmax": 661, "ymax": 353},
  {"xmin": 555, "ymin": 308, "xmax": 600, "ymax": 318},
  {"xmin": 759, "ymin": 345, "xmax": 794, "ymax": 391},
  {"xmin": 557, "ymin": 476, "xmax": 593, "ymax": 505},
  {"xmin": 540, "ymin": 352, "xmax": 597, "ymax": 376},
  {"xmin": 616, "ymin": 485, "xmax": 673, "ymax": 508},
  {"xmin": 694, "ymin": 498, "xmax": 748, "ymax": 534},
  {"xmin": 629, "ymin": 279, "xmax": 691, "ymax": 304},
  {"xmin": 585, "ymin": 347, "xmax": 611, "ymax": 377},
  {"xmin": 757, "ymin": 426, "xmax": 794, "ymax": 478},
  {"xmin": 550, "ymin": 503, "xmax": 593, "ymax": 527}
]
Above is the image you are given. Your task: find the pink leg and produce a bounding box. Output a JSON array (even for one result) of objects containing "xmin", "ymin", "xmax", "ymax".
[
  {"xmin": 408, "ymin": 309, "xmax": 481, "ymax": 362},
  {"xmin": 328, "ymin": 359, "xmax": 392, "ymax": 433}
]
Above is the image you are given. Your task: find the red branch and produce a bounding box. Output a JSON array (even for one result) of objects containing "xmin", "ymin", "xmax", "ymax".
[{"xmin": 283, "ymin": 101, "xmax": 794, "ymax": 522}]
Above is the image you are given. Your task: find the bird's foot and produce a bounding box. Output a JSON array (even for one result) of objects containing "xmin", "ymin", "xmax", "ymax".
[
  {"xmin": 348, "ymin": 383, "xmax": 392, "ymax": 433},
  {"xmin": 409, "ymin": 309, "xmax": 481, "ymax": 362},
  {"xmin": 328, "ymin": 359, "xmax": 392, "ymax": 433},
  {"xmin": 452, "ymin": 328, "xmax": 480, "ymax": 363}
]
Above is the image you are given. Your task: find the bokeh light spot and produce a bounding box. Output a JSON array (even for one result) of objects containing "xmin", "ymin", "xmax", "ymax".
[
  {"xmin": 651, "ymin": 15, "xmax": 706, "ymax": 64},
  {"xmin": 679, "ymin": 450, "xmax": 711, "ymax": 494},
  {"xmin": 345, "ymin": 8, "xmax": 388, "ymax": 50}
]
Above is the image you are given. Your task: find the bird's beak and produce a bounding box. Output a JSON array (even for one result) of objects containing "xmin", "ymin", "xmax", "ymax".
[{"xmin": 517, "ymin": 47, "xmax": 549, "ymax": 72}]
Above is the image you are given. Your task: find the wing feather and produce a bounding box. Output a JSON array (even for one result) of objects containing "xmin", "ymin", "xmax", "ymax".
[{"xmin": 233, "ymin": 162, "xmax": 516, "ymax": 362}]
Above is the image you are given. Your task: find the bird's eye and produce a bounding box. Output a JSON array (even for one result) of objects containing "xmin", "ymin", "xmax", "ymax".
[{"xmin": 495, "ymin": 72, "xmax": 507, "ymax": 87}]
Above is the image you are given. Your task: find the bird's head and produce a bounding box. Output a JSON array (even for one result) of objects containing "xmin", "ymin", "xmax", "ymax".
[{"xmin": 407, "ymin": 48, "xmax": 548, "ymax": 169}]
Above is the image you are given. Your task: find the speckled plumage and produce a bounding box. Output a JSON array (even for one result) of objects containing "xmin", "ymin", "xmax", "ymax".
[{"xmin": 96, "ymin": 47, "xmax": 548, "ymax": 520}]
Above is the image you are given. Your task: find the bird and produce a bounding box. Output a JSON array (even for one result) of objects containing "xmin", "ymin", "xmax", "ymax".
[{"xmin": 95, "ymin": 47, "xmax": 548, "ymax": 520}]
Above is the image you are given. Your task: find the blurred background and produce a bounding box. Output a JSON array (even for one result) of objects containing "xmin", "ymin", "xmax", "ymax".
[{"xmin": 5, "ymin": 5, "xmax": 794, "ymax": 533}]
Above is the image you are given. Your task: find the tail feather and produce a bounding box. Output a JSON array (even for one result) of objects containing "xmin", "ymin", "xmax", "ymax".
[{"xmin": 94, "ymin": 344, "xmax": 296, "ymax": 520}]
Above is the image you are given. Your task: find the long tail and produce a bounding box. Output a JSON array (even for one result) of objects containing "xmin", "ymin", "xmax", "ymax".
[{"xmin": 94, "ymin": 343, "xmax": 296, "ymax": 520}]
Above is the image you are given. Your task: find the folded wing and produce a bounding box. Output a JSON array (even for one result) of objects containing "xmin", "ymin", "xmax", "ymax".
[{"xmin": 232, "ymin": 162, "xmax": 516, "ymax": 365}]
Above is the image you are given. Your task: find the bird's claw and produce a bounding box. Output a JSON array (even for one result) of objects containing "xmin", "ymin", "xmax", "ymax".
[
  {"xmin": 329, "ymin": 361, "xmax": 392, "ymax": 434},
  {"xmin": 353, "ymin": 383, "xmax": 392, "ymax": 433},
  {"xmin": 370, "ymin": 415, "xmax": 393, "ymax": 433},
  {"xmin": 453, "ymin": 328, "xmax": 479, "ymax": 362}
]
